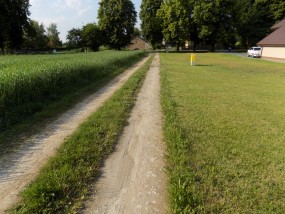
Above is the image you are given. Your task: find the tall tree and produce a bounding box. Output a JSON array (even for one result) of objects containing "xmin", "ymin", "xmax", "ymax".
[
  {"xmin": 0, "ymin": 0, "xmax": 8, "ymax": 52},
  {"xmin": 269, "ymin": 0, "xmax": 285, "ymax": 21},
  {"xmin": 140, "ymin": 0, "xmax": 163, "ymax": 49},
  {"xmin": 98, "ymin": 0, "xmax": 137, "ymax": 50},
  {"xmin": 47, "ymin": 23, "xmax": 62, "ymax": 48},
  {"xmin": 66, "ymin": 28, "xmax": 83, "ymax": 49},
  {"xmin": 236, "ymin": 0, "xmax": 277, "ymax": 48},
  {"xmin": 0, "ymin": 0, "xmax": 31, "ymax": 52},
  {"xmin": 157, "ymin": 0, "xmax": 192, "ymax": 51},
  {"xmin": 82, "ymin": 23, "xmax": 102, "ymax": 51},
  {"xmin": 193, "ymin": 0, "xmax": 236, "ymax": 51},
  {"xmin": 24, "ymin": 20, "xmax": 48, "ymax": 49}
]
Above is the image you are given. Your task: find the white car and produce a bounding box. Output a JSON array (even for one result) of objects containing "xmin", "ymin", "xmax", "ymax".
[{"xmin": 247, "ymin": 47, "xmax": 262, "ymax": 58}]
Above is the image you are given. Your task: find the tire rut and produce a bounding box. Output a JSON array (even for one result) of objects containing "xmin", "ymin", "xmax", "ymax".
[{"xmin": 82, "ymin": 54, "xmax": 167, "ymax": 214}]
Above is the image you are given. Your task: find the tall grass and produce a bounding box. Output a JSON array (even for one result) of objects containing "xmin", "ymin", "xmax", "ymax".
[
  {"xmin": 0, "ymin": 51, "xmax": 144, "ymax": 130},
  {"xmin": 161, "ymin": 53, "xmax": 285, "ymax": 213}
]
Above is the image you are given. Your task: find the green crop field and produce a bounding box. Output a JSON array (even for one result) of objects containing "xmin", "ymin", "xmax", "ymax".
[
  {"xmin": 0, "ymin": 51, "xmax": 144, "ymax": 130},
  {"xmin": 160, "ymin": 53, "xmax": 285, "ymax": 213}
]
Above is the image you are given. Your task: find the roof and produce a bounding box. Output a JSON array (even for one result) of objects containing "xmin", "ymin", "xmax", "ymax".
[
  {"xmin": 271, "ymin": 19, "xmax": 285, "ymax": 30},
  {"xmin": 257, "ymin": 19, "xmax": 285, "ymax": 46},
  {"xmin": 131, "ymin": 36, "xmax": 148, "ymax": 43}
]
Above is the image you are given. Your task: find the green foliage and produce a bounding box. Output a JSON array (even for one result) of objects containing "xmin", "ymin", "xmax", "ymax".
[
  {"xmin": 0, "ymin": 0, "xmax": 31, "ymax": 52},
  {"xmin": 23, "ymin": 20, "xmax": 48, "ymax": 50},
  {"xmin": 157, "ymin": 0, "xmax": 191, "ymax": 51},
  {"xmin": 139, "ymin": 0, "xmax": 163, "ymax": 49},
  {"xmin": 153, "ymin": 0, "xmax": 284, "ymax": 50},
  {"xmin": 133, "ymin": 27, "xmax": 142, "ymax": 37},
  {"xmin": 0, "ymin": 51, "xmax": 145, "ymax": 130},
  {"xmin": 66, "ymin": 28, "xmax": 83, "ymax": 49},
  {"xmin": 269, "ymin": 0, "xmax": 285, "ymax": 20},
  {"xmin": 98, "ymin": 0, "xmax": 137, "ymax": 50},
  {"xmin": 47, "ymin": 23, "xmax": 62, "ymax": 48},
  {"xmin": 236, "ymin": 0, "xmax": 274, "ymax": 47},
  {"xmin": 193, "ymin": 0, "xmax": 237, "ymax": 51},
  {"xmin": 161, "ymin": 53, "xmax": 285, "ymax": 213},
  {"xmin": 82, "ymin": 23, "xmax": 102, "ymax": 51},
  {"xmin": 14, "ymin": 55, "xmax": 152, "ymax": 214}
]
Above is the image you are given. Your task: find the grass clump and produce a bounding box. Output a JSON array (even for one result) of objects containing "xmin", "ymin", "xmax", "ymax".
[
  {"xmin": 13, "ymin": 56, "xmax": 153, "ymax": 213},
  {"xmin": 160, "ymin": 53, "xmax": 285, "ymax": 213}
]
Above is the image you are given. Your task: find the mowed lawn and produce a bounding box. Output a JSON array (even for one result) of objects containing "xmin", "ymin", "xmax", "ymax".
[{"xmin": 160, "ymin": 53, "xmax": 285, "ymax": 213}]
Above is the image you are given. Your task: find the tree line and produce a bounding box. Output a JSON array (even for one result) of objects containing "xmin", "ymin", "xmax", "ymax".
[
  {"xmin": 0, "ymin": 0, "xmax": 138, "ymax": 53},
  {"xmin": 140, "ymin": 0, "xmax": 285, "ymax": 51},
  {"xmin": 1, "ymin": 0, "xmax": 284, "ymax": 53}
]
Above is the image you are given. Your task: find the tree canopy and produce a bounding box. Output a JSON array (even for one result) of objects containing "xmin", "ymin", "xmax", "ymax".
[
  {"xmin": 193, "ymin": 0, "xmax": 237, "ymax": 51},
  {"xmin": 66, "ymin": 28, "xmax": 83, "ymax": 49},
  {"xmin": 1, "ymin": 0, "xmax": 284, "ymax": 53},
  {"xmin": 0, "ymin": 0, "xmax": 31, "ymax": 52},
  {"xmin": 47, "ymin": 23, "xmax": 62, "ymax": 48},
  {"xmin": 157, "ymin": 0, "xmax": 192, "ymax": 51},
  {"xmin": 98, "ymin": 0, "xmax": 137, "ymax": 50},
  {"xmin": 140, "ymin": 0, "xmax": 163, "ymax": 49},
  {"xmin": 82, "ymin": 23, "xmax": 103, "ymax": 51},
  {"xmin": 24, "ymin": 20, "xmax": 48, "ymax": 49},
  {"xmin": 154, "ymin": 0, "xmax": 285, "ymax": 51}
]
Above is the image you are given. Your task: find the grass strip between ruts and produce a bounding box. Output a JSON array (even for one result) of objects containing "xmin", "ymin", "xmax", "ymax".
[{"xmin": 13, "ymin": 55, "xmax": 154, "ymax": 213}]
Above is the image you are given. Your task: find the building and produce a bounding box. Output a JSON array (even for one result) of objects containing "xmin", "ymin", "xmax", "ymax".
[
  {"xmin": 257, "ymin": 19, "xmax": 285, "ymax": 60},
  {"xmin": 128, "ymin": 36, "xmax": 150, "ymax": 50}
]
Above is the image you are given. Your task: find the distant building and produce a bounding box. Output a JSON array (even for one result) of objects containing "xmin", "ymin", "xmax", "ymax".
[
  {"xmin": 257, "ymin": 19, "xmax": 285, "ymax": 60},
  {"xmin": 128, "ymin": 36, "xmax": 150, "ymax": 50}
]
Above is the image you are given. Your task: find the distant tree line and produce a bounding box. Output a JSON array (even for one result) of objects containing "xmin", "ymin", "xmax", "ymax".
[
  {"xmin": 0, "ymin": 0, "xmax": 63, "ymax": 53},
  {"xmin": 23, "ymin": 21, "xmax": 62, "ymax": 50},
  {"xmin": 2, "ymin": 0, "xmax": 284, "ymax": 53},
  {"xmin": 0, "ymin": 0, "xmax": 138, "ymax": 53},
  {"xmin": 140, "ymin": 0, "xmax": 285, "ymax": 51},
  {"xmin": 67, "ymin": 0, "xmax": 137, "ymax": 51}
]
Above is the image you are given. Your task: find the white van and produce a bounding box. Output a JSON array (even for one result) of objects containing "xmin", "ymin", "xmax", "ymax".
[{"xmin": 247, "ymin": 47, "xmax": 262, "ymax": 58}]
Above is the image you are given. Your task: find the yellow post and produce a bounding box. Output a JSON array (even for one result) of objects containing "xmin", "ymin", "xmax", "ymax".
[{"xmin": 190, "ymin": 53, "xmax": 196, "ymax": 66}]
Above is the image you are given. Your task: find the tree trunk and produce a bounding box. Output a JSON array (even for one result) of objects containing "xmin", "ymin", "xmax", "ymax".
[
  {"xmin": 0, "ymin": 43, "xmax": 4, "ymax": 54},
  {"xmin": 176, "ymin": 43, "xmax": 179, "ymax": 52},
  {"xmin": 210, "ymin": 43, "xmax": 215, "ymax": 52},
  {"xmin": 193, "ymin": 41, "xmax": 197, "ymax": 52}
]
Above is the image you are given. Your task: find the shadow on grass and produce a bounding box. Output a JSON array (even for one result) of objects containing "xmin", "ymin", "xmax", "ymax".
[{"xmin": 194, "ymin": 64, "xmax": 213, "ymax": 67}]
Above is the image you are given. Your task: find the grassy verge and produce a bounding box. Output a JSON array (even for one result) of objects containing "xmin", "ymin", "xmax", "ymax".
[
  {"xmin": 0, "ymin": 51, "xmax": 145, "ymax": 155},
  {"xmin": 13, "ymin": 55, "xmax": 153, "ymax": 213},
  {"xmin": 160, "ymin": 53, "xmax": 285, "ymax": 213}
]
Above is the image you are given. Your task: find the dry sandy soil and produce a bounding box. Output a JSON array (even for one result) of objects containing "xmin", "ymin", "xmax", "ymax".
[
  {"xmin": 0, "ymin": 56, "xmax": 150, "ymax": 213},
  {"xmin": 82, "ymin": 54, "xmax": 167, "ymax": 214}
]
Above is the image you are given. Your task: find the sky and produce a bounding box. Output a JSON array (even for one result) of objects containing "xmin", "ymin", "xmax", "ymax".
[{"xmin": 29, "ymin": 0, "xmax": 142, "ymax": 42}]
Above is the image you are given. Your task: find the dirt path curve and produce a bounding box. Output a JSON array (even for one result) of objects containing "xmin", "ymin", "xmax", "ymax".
[
  {"xmin": 0, "ymin": 56, "xmax": 150, "ymax": 213},
  {"xmin": 82, "ymin": 54, "xmax": 167, "ymax": 214}
]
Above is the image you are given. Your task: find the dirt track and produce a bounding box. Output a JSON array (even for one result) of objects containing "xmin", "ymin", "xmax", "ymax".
[
  {"xmin": 0, "ymin": 56, "xmax": 150, "ymax": 213},
  {"xmin": 83, "ymin": 54, "xmax": 167, "ymax": 213}
]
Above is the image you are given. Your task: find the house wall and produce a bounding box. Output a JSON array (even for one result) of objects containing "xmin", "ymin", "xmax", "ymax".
[{"xmin": 261, "ymin": 47, "xmax": 285, "ymax": 59}]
